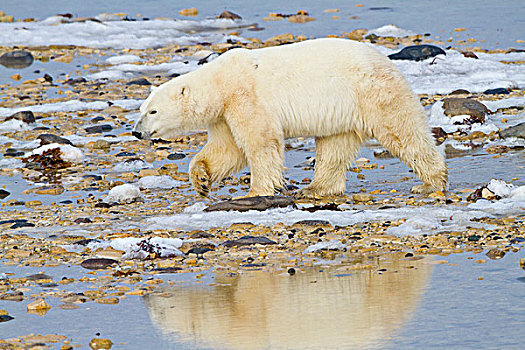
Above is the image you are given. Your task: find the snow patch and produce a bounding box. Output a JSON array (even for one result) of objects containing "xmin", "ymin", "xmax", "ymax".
[
  {"xmin": 105, "ymin": 184, "xmax": 142, "ymax": 204},
  {"xmin": 304, "ymin": 240, "xmax": 346, "ymax": 253},
  {"xmin": 137, "ymin": 175, "xmax": 184, "ymax": 189},
  {"xmin": 369, "ymin": 24, "xmax": 416, "ymax": 37},
  {"xmin": 25, "ymin": 143, "xmax": 85, "ymax": 163}
]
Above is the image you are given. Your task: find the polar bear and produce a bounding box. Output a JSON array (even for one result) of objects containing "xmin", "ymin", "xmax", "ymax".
[{"xmin": 133, "ymin": 38, "xmax": 448, "ymax": 198}]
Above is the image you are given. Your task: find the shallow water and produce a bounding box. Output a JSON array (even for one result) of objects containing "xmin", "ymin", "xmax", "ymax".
[
  {"xmin": 2, "ymin": 252, "xmax": 524, "ymax": 349},
  {"xmin": 1, "ymin": 0, "xmax": 524, "ymax": 49}
]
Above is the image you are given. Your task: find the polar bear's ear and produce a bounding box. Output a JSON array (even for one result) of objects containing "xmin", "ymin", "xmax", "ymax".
[{"xmin": 150, "ymin": 85, "xmax": 158, "ymax": 92}]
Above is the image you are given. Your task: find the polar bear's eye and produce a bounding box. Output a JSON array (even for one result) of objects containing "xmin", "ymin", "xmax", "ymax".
[{"xmin": 149, "ymin": 110, "xmax": 157, "ymax": 115}]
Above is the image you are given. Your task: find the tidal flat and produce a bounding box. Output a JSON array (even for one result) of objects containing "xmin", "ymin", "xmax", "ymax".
[{"xmin": 0, "ymin": 3, "xmax": 524, "ymax": 350}]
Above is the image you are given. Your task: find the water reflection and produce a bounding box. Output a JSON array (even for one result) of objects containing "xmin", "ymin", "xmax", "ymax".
[{"xmin": 144, "ymin": 258, "xmax": 432, "ymax": 350}]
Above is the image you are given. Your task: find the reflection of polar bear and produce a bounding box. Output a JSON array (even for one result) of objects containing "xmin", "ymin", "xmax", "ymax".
[
  {"xmin": 133, "ymin": 38, "xmax": 447, "ymax": 198},
  {"xmin": 144, "ymin": 258, "xmax": 432, "ymax": 349}
]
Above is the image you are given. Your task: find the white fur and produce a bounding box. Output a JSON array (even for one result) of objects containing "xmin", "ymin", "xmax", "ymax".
[{"xmin": 134, "ymin": 38, "xmax": 448, "ymax": 197}]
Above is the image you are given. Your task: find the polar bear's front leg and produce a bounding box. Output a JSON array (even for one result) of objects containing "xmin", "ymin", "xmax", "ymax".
[
  {"xmin": 227, "ymin": 117, "xmax": 284, "ymax": 197},
  {"xmin": 296, "ymin": 132, "xmax": 362, "ymax": 198},
  {"xmin": 189, "ymin": 122, "xmax": 246, "ymax": 197}
]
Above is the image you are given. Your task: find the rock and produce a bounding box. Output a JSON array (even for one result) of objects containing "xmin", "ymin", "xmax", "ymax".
[
  {"xmin": 0, "ymin": 189, "xmax": 10, "ymax": 199},
  {"xmin": 89, "ymin": 338, "xmax": 113, "ymax": 350},
  {"xmin": 5, "ymin": 111, "xmax": 35, "ymax": 124},
  {"xmin": 461, "ymin": 51, "xmax": 478, "ymax": 59},
  {"xmin": 499, "ymin": 122, "xmax": 525, "ymax": 139},
  {"xmin": 483, "ymin": 88, "xmax": 509, "ymax": 95},
  {"xmin": 353, "ymin": 193, "xmax": 374, "ymax": 202},
  {"xmin": 179, "ymin": 8, "xmax": 198, "ymax": 16},
  {"xmin": 218, "ymin": 10, "xmax": 242, "ymax": 20},
  {"xmin": 442, "ymin": 98, "xmax": 489, "ymax": 123},
  {"xmin": 27, "ymin": 299, "xmax": 51, "ymax": 311},
  {"xmin": 373, "ymin": 149, "xmax": 394, "ymax": 159},
  {"xmin": 0, "ymin": 50, "xmax": 34, "ymax": 68},
  {"xmin": 293, "ymin": 219, "xmax": 331, "ymax": 227},
  {"xmin": 80, "ymin": 258, "xmax": 118, "ymax": 270},
  {"xmin": 93, "ymin": 139, "xmax": 111, "ymax": 150},
  {"xmin": 520, "ymin": 258, "xmax": 525, "ymax": 270},
  {"xmin": 449, "ymin": 89, "xmax": 471, "ymax": 95},
  {"xmin": 204, "ymin": 196, "xmax": 295, "ymax": 212},
  {"xmin": 485, "ymin": 249, "xmax": 505, "ymax": 260},
  {"xmin": 37, "ymin": 133, "xmax": 73, "ymax": 146},
  {"xmin": 167, "ymin": 152, "xmax": 186, "ymax": 160},
  {"xmin": 27, "ymin": 273, "xmax": 53, "ymax": 281},
  {"xmin": 222, "ymin": 236, "xmax": 277, "ymax": 247},
  {"xmin": 64, "ymin": 77, "xmax": 87, "ymax": 84},
  {"xmin": 0, "ymin": 291, "xmax": 24, "ymax": 301},
  {"xmin": 84, "ymin": 124, "xmax": 113, "ymax": 134},
  {"xmin": 388, "ymin": 45, "xmax": 445, "ymax": 61},
  {"xmin": 432, "ymin": 127, "xmax": 447, "ymax": 145},
  {"xmin": 486, "ymin": 145, "xmax": 509, "ymax": 154},
  {"xmin": 126, "ymin": 78, "xmax": 151, "ymax": 86},
  {"xmin": 0, "ymin": 315, "xmax": 14, "ymax": 322}
]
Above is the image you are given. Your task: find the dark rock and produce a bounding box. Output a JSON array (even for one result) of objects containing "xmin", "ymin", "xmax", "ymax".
[
  {"xmin": 80, "ymin": 258, "xmax": 118, "ymax": 270},
  {"xmin": 64, "ymin": 77, "xmax": 87, "ymax": 84},
  {"xmin": 293, "ymin": 220, "xmax": 331, "ymax": 226},
  {"xmin": 43, "ymin": 73, "xmax": 53, "ymax": 83},
  {"xmin": 26, "ymin": 273, "xmax": 52, "ymax": 281},
  {"xmin": 4, "ymin": 148, "xmax": 25, "ymax": 157},
  {"xmin": 0, "ymin": 189, "xmax": 10, "ymax": 199},
  {"xmin": 73, "ymin": 239, "xmax": 97, "ymax": 246},
  {"xmin": 0, "ymin": 50, "xmax": 34, "ymax": 69},
  {"xmin": 167, "ymin": 153, "xmax": 186, "ymax": 160},
  {"xmin": 432, "ymin": 127, "xmax": 447, "ymax": 145},
  {"xmin": 91, "ymin": 116, "xmax": 105, "ymax": 123},
  {"xmin": 461, "ymin": 51, "xmax": 478, "ymax": 59},
  {"xmin": 126, "ymin": 78, "xmax": 151, "ymax": 86},
  {"xmin": 95, "ymin": 202, "xmax": 111, "ymax": 208},
  {"xmin": 287, "ymin": 268, "xmax": 296, "ymax": 275},
  {"xmin": 483, "ymin": 88, "xmax": 509, "ymax": 95},
  {"xmin": 499, "ymin": 122, "xmax": 525, "ymax": 139},
  {"xmin": 218, "ymin": 10, "xmax": 242, "ymax": 20},
  {"xmin": 485, "ymin": 248, "xmax": 505, "ymax": 260},
  {"xmin": 204, "ymin": 196, "xmax": 295, "ymax": 212},
  {"xmin": 301, "ymin": 203, "xmax": 340, "ymax": 212},
  {"xmin": 373, "ymin": 149, "xmax": 394, "ymax": 159},
  {"xmin": 37, "ymin": 133, "xmax": 73, "ymax": 146},
  {"xmin": 442, "ymin": 98, "xmax": 489, "ymax": 123},
  {"xmin": 190, "ymin": 231, "xmax": 213, "ymax": 238},
  {"xmin": 0, "ymin": 315, "xmax": 14, "ymax": 322},
  {"xmin": 241, "ymin": 263, "xmax": 266, "ymax": 268},
  {"xmin": 5, "ymin": 111, "xmax": 35, "ymax": 124},
  {"xmin": 467, "ymin": 235, "xmax": 480, "ymax": 242},
  {"xmin": 152, "ymin": 267, "xmax": 183, "ymax": 273},
  {"xmin": 222, "ymin": 236, "xmax": 277, "ymax": 247},
  {"xmin": 449, "ymin": 89, "xmax": 471, "ymax": 96},
  {"xmin": 388, "ymin": 45, "xmax": 446, "ymax": 61},
  {"xmin": 0, "ymin": 291, "xmax": 24, "ymax": 301},
  {"xmin": 11, "ymin": 221, "xmax": 35, "ymax": 229},
  {"xmin": 84, "ymin": 124, "xmax": 113, "ymax": 134},
  {"xmin": 74, "ymin": 217, "xmax": 93, "ymax": 224}
]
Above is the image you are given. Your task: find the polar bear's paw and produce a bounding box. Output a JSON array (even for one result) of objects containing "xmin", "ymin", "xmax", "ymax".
[
  {"xmin": 294, "ymin": 186, "xmax": 324, "ymax": 200},
  {"xmin": 410, "ymin": 184, "xmax": 441, "ymax": 195},
  {"xmin": 190, "ymin": 161, "xmax": 211, "ymax": 197}
]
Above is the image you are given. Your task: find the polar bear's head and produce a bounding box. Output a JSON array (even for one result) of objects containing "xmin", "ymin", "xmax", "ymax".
[{"xmin": 133, "ymin": 73, "xmax": 221, "ymax": 140}]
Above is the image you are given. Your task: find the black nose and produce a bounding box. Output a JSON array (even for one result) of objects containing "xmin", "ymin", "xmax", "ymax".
[{"xmin": 132, "ymin": 131, "xmax": 142, "ymax": 139}]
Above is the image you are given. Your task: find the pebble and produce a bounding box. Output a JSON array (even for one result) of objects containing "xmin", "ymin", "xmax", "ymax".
[
  {"xmin": 27, "ymin": 299, "xmax": 51, "ymax": 311},
  {"xmin": 485, "ymin": 249, "xmax": 505, "ymax": 260},
  {"xmin": 126, "ymin": 78, "xmax": 151, "ymax": 86},
  {"xmin": 483, "ymin": 88, "xmax": 509, "ymax": 95},
  {"xmin": 353, "ymin": 193, "xmax": 374, "ymax": 203},
  {"xmin": 89, "ymin": 338, "xmax": 113, "ymax": 350},
  {"xmin": 80, "ymin": 258, "xmax": 119, "ymax": 270},
  {"xmin": 5, "ymin": 111, "xmax": 35, "ymax": 124},
  {"xmin": 0, "ymin": 291, "xmax": 24, "ymax": 301},
  {"xmin": 0, "ymin": 50, "xmax": 34, "ymax": 68},
  {"xmin": 167, "ymin": 152, "xmax": 186, "ymax": 160},
  {"xmin": 204, "ymin": 196, "xmax": 295, "ymax": 212},
  {"xmin": 222, "ymin": 236, "xmax": 277, "ymax": 247},
  {"xmin": 442, "ymin": 98, "xmax": 489, "ymax": 122},
  {"xmin": 218, "ymin": 10, "xmax": 242, "ymax": 20},
  {"xmin": 37, "ymin": 133, "xmax": 74, "ymax": 146},
  {"xmin": 388, "ymin": 45, "xmax": 446, "ymax": 61},
  {"xmin": 499, "ymin": 122, "xmax": 525, "ymax": 139},
  {"xmin": 84, "ymin": 124, "xmax": 113, "ymax": 134},
  {"xmin": 0, "ymin": 189, "xmax": 10, "ymax": 199}
]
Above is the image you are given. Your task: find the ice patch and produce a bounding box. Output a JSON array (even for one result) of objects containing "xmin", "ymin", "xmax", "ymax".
[
  {"xmin": 89, "ymin": 61, "xmax": 199, "ymax": 81},
  {"xmin": 481, "ymin": 96, "xmax": 525, "ymax": 112},
  {"xmin": 0, "ymin": 119, "xmax": 32, "ymax": 133},
  {"xmin": 0, "ymin": 18, "xmax": 251, "ymax": 49},
  {"xmin": 184, "ymin": 202, "xmax": 209, "ymax": 213},
  {"xmin": 106, "ymin": 54, "xmax": 142, "ymax": 65},
  {"xmin": 0, "ymin": 157, "xmax": 24, "ymax": 169},
  {"xmin": 112, "ymin": 159, "xmax": 153, "ymax": 172},
  {"xmin": 0, "ymin": 99, "xmax": 143, "ymax": 117},
  {"xmin": 110, "ymin": 237, "xmax": 183, "ymax": 259},
  {"xmin": 24, "ymin": 143, "xmax": 85, "ymax": 163},
  {"xmin": 104, "ymin": 184, "xmax": 142, "ymax": 204},
  {"xmin": 487, "ymin": 179, "xmax": 514, "ymax": 197},
  {"xmin": 304, "ymin": 240, "xmax": 346, "ymax": 253},
  {"xmin": 369, "ymin": 24, "xmax": 416, "ymax": 37},
  {"xmin": 137, "ymin": 175, "xmax": 184, "ymax": 189}
]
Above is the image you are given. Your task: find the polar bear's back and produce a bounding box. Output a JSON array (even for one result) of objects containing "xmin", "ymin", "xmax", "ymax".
[{"xmin": 216, "ymin": 39, "xmax": 416, "ymax": 138}]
